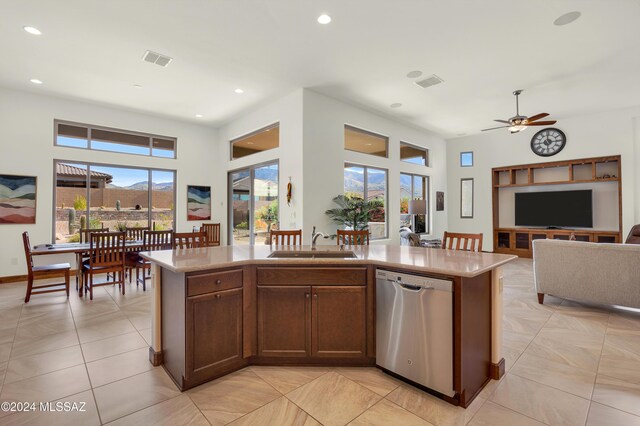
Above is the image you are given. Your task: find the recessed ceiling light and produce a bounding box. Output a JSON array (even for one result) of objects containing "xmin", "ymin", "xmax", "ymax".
[
  {"xmin": 317, "ymin": 14, "xmax": 332, "ymax": 24},
  {"xmin": 234, "ymin": 88, "xmax": 244, "ymax": 94},
  {"xmin": 365, "ymin": 143, "xmax": 372, "ymax": 146},
  {"xmin": 554, "ymin": 11, "xmax": 581, "ymax": 26},
  {"xmin": 406, "ymin": 70, "xmax": 422, "ymax": 79},
  {"xmin": 390, "ymin": 103, "xmax": 402, "ymax": 108},
  {"xmin": 133, "ymin": 84, "xmax": 142, "ymax": 89},
  {"xmin": 247, "ymin": 142, "xmax": 254, "ymax": 145},
  {"xmin": 195, "ymin": 114, "xmax": 204, "ymax": 118},
  {"xmin": 29, "ymin": 79, "xmax": 43, "ymax": 85},
  {"xmin": 23, "ymin": 26, "xmax": 42, "ymax": 35}
]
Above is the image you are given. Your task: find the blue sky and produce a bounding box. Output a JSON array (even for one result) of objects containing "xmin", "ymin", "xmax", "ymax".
[{"xmin": 63, "ymin": 162, "xmax": 174, "ymax": 187}]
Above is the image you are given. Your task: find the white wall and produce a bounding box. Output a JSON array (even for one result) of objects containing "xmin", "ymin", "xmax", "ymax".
[
  {"xmin": 0, "ymin": 87, "xmax": 217, "ymax": 277},
  {"xmin": 216, "ymin": 90, "xmax": 304, "ymax": 245},
  {"xmin": 303, "ymin": 90, "xmax": 448, "ymax": 245},
  {"xmin": 446, "ymin": 106, "xmax": 640, "ymax": 251}
]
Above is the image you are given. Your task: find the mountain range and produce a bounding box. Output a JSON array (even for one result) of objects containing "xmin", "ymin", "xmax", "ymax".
[{"xmin": 107, "ymin": 181, "xmax": 174, "ymax": 191}]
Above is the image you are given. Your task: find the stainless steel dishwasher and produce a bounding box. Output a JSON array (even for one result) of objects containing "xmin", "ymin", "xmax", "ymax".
[{"xmin": 376, "ymin": 269, "xmax": 454, "ymax": 397}]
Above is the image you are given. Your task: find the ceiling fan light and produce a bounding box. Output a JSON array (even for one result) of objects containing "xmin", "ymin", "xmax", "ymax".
[{"xmin": 509, "ymin": 125, "xmax": 527, "ymax": 133}]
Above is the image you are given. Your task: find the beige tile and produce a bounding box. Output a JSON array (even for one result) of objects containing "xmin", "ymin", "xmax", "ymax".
[
  {"xmin": 349, "ymin": 398, "xmax": 433, "ymax": 426},
  {"xmin": 0, "ymin": 322, "xmax": 18, "ymax": 345},
  {"xmin": 76, "ymin": 317, "xmax": 136, "ymax": 344},
  {"xmin": 287, "ymin": 371, "xmax": 381, "ymax": 426},
  {"xmin": 510, "ymin": 352, "xmax": 596, "ymax": 398},
  {"xmin": 4, "ymin": 345, "xmax": 84, "ymax": 384},
  {"xmin": 468, "ymin": 400, "xmax": 544, "ymax": 426},
  {"xmin": 250, "ymin": 365, "xmax": 331, "ymax": 394},
  {"xmin": 188, "ymin": 369, "xmax": 281, "ymax": 425},
  {"xmin": 491, "ymin": 374, "xmax": 589, "ymax": 426},
  {"xmin": 106, "ymin": 394, "xmax": 209, "ymax": 426},
  {"xmin": 86, "ymin": 347, "xmax": 153, "ymax": 387},
  {"xmin": 477, "ymin": 377, "xmax": 504, "ymax": 400},
  {"xmin": 592, "ymin": 374, "xmax": 640, "ymax": 417},
  {"xmin": 544, "ymin": 311, "xmax": 608, "ymax": 335},
  {"xmin": 0, "ymin": 341, "xmax": 12, "ymax": 363},
  {"xmin": 138, "ymin": 328, "xmax": 152, "ymax": 346},
  {"xmin": 335, "ymin": 367, "xmax": 402, "ymax": 396},
  {"xmin": 14, "ymin": 317, "xmax": 76, "ymax": 341},
  {"xmin": 81, "ymin": 330, "xmax": 147, "ymax": 363},
  {"xmin": 503, "ymin": 330, "xmax": 535, "ymax": 353},
  {"xmin": 230, "ymin": 396, "xmax": 320, "ymax": 426},
  {"xmin": 608, "ymin": 311, "xmax": 640, "ymax": 334},
  {"xmin": 93, "ymin": 368, "xmax": 180, "ymax": 424},
  {"xmin": 598, "ymin": 338, "xmax": 640, "ymax": 384},
  {"xmin": 0, "ymin": 390, "xmax": 100, "ymax": 426},
  {"xmin": 10, "ymin": 330, "xmax": 79, "ymax": 359},
  {"xmin": 0, "ymin": 306, "xmax": 22, "ymax": 324},
  {"xmin": 502, "ymin": 310, "xmax": 549, "ymax": 335},
  {"xmin": 386, "ymin": 384, "xmax": 484, "ymax": 426},
  {"xmin": 525, "ymin": 328, "xmax": 603, "ymax": 372},
  {"xmin": 0, "ymin": 364, "xmax": 90, "ymax": 405},
  {"xmin": 604, "ymin": 331, "xmax": 640, "ymax": 356},
  {"xmin": 586, "ymin": 401, "xmax": 640, "ymax": 426},
  {"xmin": 124, "ymin": 313, "xmax": 150, "ymax": 330}
]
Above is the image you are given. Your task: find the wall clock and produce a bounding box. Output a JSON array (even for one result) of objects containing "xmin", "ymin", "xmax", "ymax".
[{"xmin": 530, "ymin": 128, "xmax": 566, "ymax": 157}]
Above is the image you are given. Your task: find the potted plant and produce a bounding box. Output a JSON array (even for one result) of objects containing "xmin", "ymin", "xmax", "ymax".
[{"xmin": 325, "ymin": 195, "xmax": 378, "ymax": 231}]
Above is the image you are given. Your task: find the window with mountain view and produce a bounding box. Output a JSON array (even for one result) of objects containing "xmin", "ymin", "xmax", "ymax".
[
  {"xmin": 54, "ymin": 160, "xmax": 175, "ymax": 242},
  {"xmin": 344, "ymin": 164, "xmax": 387, "ymax": 239},
  {"xmin": 55, "ymin": 120, "xmax": 176, "ymax": 159},
  {"xmin": 400, "ymin": 173, "xmax": 429, "ymax": 234}
]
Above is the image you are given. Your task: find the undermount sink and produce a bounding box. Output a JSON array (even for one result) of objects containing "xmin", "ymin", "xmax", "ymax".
[{"xmin": 267, "ymin": 250, "xmax": 357, "ymax": 259}]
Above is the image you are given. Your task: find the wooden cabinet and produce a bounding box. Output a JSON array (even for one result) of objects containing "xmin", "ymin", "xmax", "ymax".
[
  {"xmin": 312, "ymin": 286, "xmax": 366, "ymax": 358},
  {"xmin": 186, "ymin": 287, "xmax": 243, "ymax": 383},
  {"xmin": 257, "ymin": 286, "xmax": 311, "ymax": 357},
  {"xmin": 256, "ymin": 267, "xmax": 369, "ymax": 361}
]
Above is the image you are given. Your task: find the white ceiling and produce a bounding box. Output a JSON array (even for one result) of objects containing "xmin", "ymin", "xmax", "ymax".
[{"xmin": 1, "ymin": 0, "xmax": 639, "ymax": 138}]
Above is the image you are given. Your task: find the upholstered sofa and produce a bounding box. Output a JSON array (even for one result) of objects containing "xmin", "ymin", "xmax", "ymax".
[{"xmin": 533, "ymin": 239, "xmax": 640, "ymax": 308}]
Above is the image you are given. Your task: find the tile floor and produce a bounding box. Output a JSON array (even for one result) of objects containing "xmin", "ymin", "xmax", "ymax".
[{"xmin": 0, "ymin": 259, "xmax": 639, "ymax": 425}]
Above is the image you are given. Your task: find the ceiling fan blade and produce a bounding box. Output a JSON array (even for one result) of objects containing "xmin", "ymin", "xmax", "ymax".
[
  {"xmin": 494, "ymin": 119, "xmax": 511, "ymax": 124},
  {"xmin": 481, "ymin": 125, "xmax": 510, "ymax": 131},
  {"xmin": 524, "ymin": 120, "xmax": 557, "ymax": 126},
  {"xmin": 525, "ymin": 113, "xmax": 549, "ymax": 123}
]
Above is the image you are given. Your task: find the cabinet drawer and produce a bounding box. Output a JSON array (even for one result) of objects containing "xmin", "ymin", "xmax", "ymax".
[
  {"xmin": 187, "ymin": 269, "xmax": 243, "ymax": 297},
  {"xmin": 257, "ymin": 267, "xmax": 366, "ymax": 286}
]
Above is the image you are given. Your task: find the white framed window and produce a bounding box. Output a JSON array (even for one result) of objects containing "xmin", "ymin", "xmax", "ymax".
[
  {"xmin": 230, "ymin": 123, "xmax": 279, "ymax": 160},
  {"xmin": 460, "ymin": 151, "xmax": 474, "ymax": 167},
  {"xmin": 344, "ymin": 164, "xmax": 388, "ymax": 240},
  {"xmin": 344, "ymin": 125, "xmax": 389, "ymax": 158},
  {"xmin": 400, "ymin": 142, "xmax": 429, "ymax": 166},
  {"xmin": 400, "ymin": 173, "xmax": 429, "ymax": 233}
]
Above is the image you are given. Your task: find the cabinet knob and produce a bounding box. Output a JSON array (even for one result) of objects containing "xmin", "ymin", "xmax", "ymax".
[
  {"xmin": 215, "ymin": 280, "xmax": 222, "ymax": 285},
  {"xmin": 313, "ymin": 294, "xmax": 318, "ymax": 299},
  {"xmin": 305, "ymin": 293, "xmax": 310, "ymax": 299},
  {"xmin": 215, "ymin": 294, "xmax": 221, "ymax": 299}
]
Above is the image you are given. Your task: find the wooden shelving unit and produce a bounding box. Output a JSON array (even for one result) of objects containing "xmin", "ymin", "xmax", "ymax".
[{"xmin": 492, "ymin": 155, "xmax": 622, "ymax": 258}]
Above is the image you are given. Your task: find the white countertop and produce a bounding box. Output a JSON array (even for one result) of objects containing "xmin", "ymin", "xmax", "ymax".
[{"xmin": 139, "ymin": 245, "xmax": 516, "ymax": 278}]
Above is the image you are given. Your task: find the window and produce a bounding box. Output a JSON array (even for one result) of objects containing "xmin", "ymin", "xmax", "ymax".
[
  {"xmin": 400, "ymin": 142, "xmax": 429, "ymax": 166},
  {"xmin": 344, "ymin": 164, "xmax": 388, "ymax": 239},
  {"xmin": 460, "ymin": 151, "xmax": 474, "ymax": 167},
  {"xmin": 344, "ymin": 125, "xmax": 388, "ymax": 158},
  {"xmin": 400, "ymin": 173, "xmax": 429, "ymax": 233},
  {"xmin": 231, "ymin": 123, "xmax": 279, "ymax": 160},
  {"xmin": 55, "ymin": 120, "xmax": 176, "ymax": 158},
  {"xmin": 53, "ymin": 161, "xmax": 175, "ymax": 242},
  {"xmin": 228, "ymin": 161, "xmax": 279, "ymax": 245}
]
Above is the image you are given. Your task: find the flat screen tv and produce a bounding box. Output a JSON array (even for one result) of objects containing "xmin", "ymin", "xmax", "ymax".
[{"xmin": 515, "ymin": 190, "xmax": 593, "ymax": 228}]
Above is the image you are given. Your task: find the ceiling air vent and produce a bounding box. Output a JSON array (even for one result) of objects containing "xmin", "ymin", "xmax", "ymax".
[
  {"xmin": 142, "ymin": 50, "xmax": 173, "ymax": 67},
  {"xmin": 414, "ymin": 74, "xmax": 443, "ymax": 89}
]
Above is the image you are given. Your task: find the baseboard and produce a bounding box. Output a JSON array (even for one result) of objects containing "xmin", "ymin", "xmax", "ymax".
[
  {"xmin": 490, "ymin": 358, "xmax": 506, "ymax": 380},
  {"xmin": 149, "ymin": 347, "xmax": 163, "ymax": 366},
  {"xmin": 0, "ymin": 269, "xmax": 79, "ymax": 284}
]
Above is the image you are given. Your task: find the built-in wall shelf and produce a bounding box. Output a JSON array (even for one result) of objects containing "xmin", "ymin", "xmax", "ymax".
[{"xmin": 492, "ymin": 155, "xmax": 622, "ymax": 258}]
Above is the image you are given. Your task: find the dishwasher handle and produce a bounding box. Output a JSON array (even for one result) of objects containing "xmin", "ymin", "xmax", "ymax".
[{"xmin": 393, "ymin": 280, "xmax": 434, "ymax": 291}]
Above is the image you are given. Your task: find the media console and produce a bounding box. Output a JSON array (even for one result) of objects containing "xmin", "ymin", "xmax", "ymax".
[{"xmin": 492, "ymin": 155, "xmax": 622, "ymax": 258}]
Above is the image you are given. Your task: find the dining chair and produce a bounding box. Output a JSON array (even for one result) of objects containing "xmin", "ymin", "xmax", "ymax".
[
  {"xmin": 174, "ymin": 231, "xmax": 205, "ymax": 249},
  {"xmin": 79, "ymin": 226, "xmax": 109, "ymax": 244},
  {"xmin": 269, "ymin": 229, "xmax": 302, "ymax": 246},
  {"xmin": 125, "ymin": 226, "xmax": 148, "ymax": 241},
  {"xmin": 135, "ymin": 230, "xmax": 174, "ymax": 290},
  {"xmin": 200, "ymin": 223, "xmax": 221, "ymax": 247},
  {"xmin": 22, "ymin": 232, "xmax": 71, "ymax": 303},
  {"xmin": 336, "ymin": 229, "xmax": 370, "ymax": 246},
  {"xmin": 123, "ymin": 226, "xmax": 150, "ymax": 282},
  {"xmin": 442, "ymin": 231, "xmax": 483, "ymax": 252},
  {"xmin": 82, "ymin": 231, "xmax": 126, "ymax": 300}
]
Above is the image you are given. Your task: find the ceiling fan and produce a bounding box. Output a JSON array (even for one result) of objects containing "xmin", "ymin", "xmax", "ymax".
[{"xmin": 482, "ymin": 90, "xmax": 556, "ymax": 134}]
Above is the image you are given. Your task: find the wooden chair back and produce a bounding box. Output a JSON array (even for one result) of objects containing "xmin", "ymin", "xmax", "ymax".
[
  {"xmin": 143, "ymin": 230, "xmax": 174, "ymax": 251},
  {"xmin": 174, "ymin": 231, "xmax": 205, "ymax": 249},
  {"xmin": 336, "ymin": 230, "xmax": 370, "ymax": 246},
  {"xmin": 200, "ymin": 223, "xmax": 221, "ymax": 247},
  {"xmin": 22, "ymin": 231, "xmax": 34, "ymax": 275},
  {"xmin": 89, "ymin": 232, "xmax": 126, "ymax": 268},
  {"xmin": 442, "ymin": 232, "xmax": 483, "ymax": 252},
  {"xmin": 270, "ymin": 229, "xmax": 302, "ymax": 246},
  {"xmin": 80, "ymin": 227, "xmax": 109, "ymax": 244},
  {"xmin": 125, "ymin": 227, "xmax": 149, "ymax": 241}
]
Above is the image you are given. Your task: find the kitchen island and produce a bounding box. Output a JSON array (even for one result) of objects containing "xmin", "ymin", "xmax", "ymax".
[{"xmin": 140, "ymin": 244, "xmax": 516, "ymax": 408}]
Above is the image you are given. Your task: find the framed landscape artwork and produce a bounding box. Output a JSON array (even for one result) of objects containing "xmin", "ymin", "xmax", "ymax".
[
  {"xmin": 0, "ymin": 174, "xmax": 37, "ymax": 224},
  {"xmin": 187, "ymin": 185, "xmax": 211, "ymax": 221}
]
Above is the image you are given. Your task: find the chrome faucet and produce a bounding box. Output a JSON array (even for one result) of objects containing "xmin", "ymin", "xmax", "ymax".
[{"xmin": 311, "ymin": 226, "xmax": 327, "ymax": 249}]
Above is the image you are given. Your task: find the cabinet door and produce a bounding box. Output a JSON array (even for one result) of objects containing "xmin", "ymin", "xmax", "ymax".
[
  {"xmin": 257, "ymin": 285, "xmax": 311, "ymax": 357},
  {"xmin": 186, "ymin": 288, "xmax": 242, "ymax": 381},
  {"xmin": 312, "ymin": 286, "xmax": 366, "ymax": 358}
]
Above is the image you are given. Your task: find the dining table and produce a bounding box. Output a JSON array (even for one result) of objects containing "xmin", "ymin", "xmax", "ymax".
[{"xmin": 31, "ymin": 240, "xmax": 144, "ymax": 294}]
